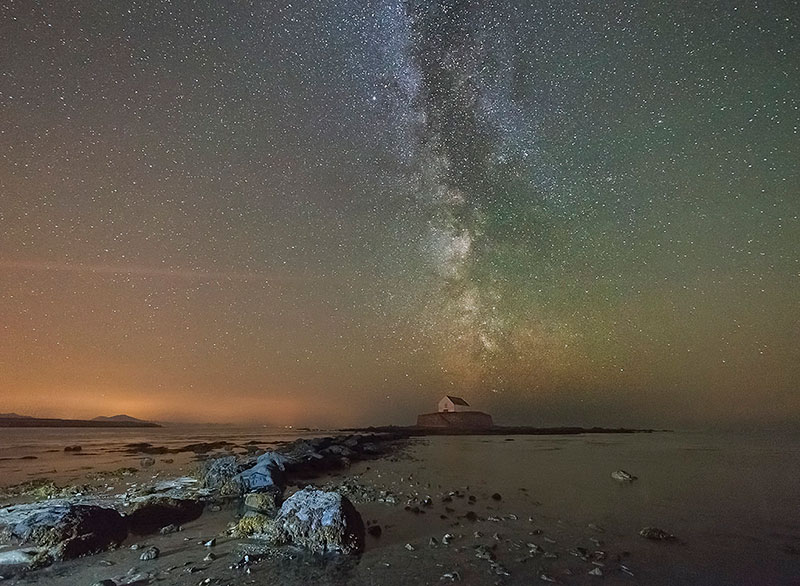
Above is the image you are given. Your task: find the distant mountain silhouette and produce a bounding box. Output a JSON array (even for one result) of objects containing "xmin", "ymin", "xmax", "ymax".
[
  {"xmin": 92, "ymin": 414, "xmax": 151, "ymax": 423},
  {"xmin": 0, "ymin": 413, "xmax": 159, "ymax": 428}
]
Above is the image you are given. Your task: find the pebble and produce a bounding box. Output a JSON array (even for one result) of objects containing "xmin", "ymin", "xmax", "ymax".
[
  {"xmin": 588, "ymin": 567, "xmax": 603, "ymax": 576},
  {"xmin": 140, "ymin": 546, "xmax": 160, "ymax": 561},
  {"xmin": 611, "ymin": 470, "xmax": 637, "ymax": 482},
  {"xmin": 620, "ymin": 564, "xmax": 635, "ymax": 576},
  {"xmin": 441, "ymin": 571, "xmax": 461, "ymax": 581},
  {"xmin": 527, "ymin": 543, "xmax": 543, "ymax": 554},
  {"xmin": 203, "ymin": 538, "xmax": 216, "ymax": 547},
  {"xmin": 367, "ymin": 524, "xmax": 382, "ymax": 538},
  {"xmin": 474, "ymin": 544, "xmax": 496, "ymax": 561},
  {"xmin": 404, "ymin": 543, "xmax": 415, "ymax": 551},
  {"xmin": 639, "ymin": 526, "xmax": 676, "ymax": 541},
  {"xmin": 491, "ymin": 493, "xmax": 502, "ymax": 501},
  {"xmin": 204, "ymin": 552, "xmax": 217, "ymax": 562},
  {"xmin": 543, "ymin": 552, "xmax": 558, "ymax": 559},
  {"xmin": 539, "ymin": 572, "xmax": 557, "ymax": 582},
  {"xmin": 429, "ymin": 537, "xmax": 439, "ymax": 547},
  {"xmin": 490, "ymin": 561, "xmax": 510, "ymax": 576}
]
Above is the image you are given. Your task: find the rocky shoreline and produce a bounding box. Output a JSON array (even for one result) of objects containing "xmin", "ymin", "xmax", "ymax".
[
  {"xmin": 345, "ymin": 425, "xmax": 666, "ymax": 436},
  {"xmin": 0, "ymin": 432, "xmax": 408, "ymax": 583},
  {"xmin": 2, "ymin": 431, "xmax": 788, "ymax": 585}
]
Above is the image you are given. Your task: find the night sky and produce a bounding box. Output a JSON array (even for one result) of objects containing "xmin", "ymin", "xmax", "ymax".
[{"xmin": 1, "ymin": 1, "xmax": 797, "ymax": 427}]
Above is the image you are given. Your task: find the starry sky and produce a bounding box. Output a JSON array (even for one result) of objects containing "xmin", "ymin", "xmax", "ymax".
[{"xmin": 1, "ymin": 0, "xmax": 797, "ymax": 427}]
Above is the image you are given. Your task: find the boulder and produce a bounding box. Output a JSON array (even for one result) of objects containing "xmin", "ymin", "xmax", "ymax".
[
  {"xmin": 126, "ymin": 497, "xmax": 204, "ymax": 535},
  {"xmin": 202, "ymin": 455, "xmax": 243, "ymax": 494},
  {"xmin": 273, "ymin": 488, "xmax": 364, "ymax": 554},
  {"xmin": 0, "ymin": 502, "xmax": 127, "ymax": 560},
  {"xmin": 235, "ymin": 452, "xmax": 288, "ymax": 495}
]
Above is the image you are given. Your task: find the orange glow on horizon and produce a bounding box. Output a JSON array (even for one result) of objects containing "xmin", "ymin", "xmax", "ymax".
[{"xmin": 2, "ymin": 385, "xmax": 355, "ymax": 427}]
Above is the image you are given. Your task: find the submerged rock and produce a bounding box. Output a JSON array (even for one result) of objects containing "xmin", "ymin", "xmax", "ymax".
[
  {"xmin": 611, "ymin": 470, "xmax": 637, "ymax": 482},
  {"xmin": 272, "ymin": 488, "xmax": 365, "ymax": 555},
  {"xmin": 126, "ymin": 497, "xmax": 204, "ymax": 534},
  {"xmin": 0, "ymin": 502, "xmax": 127, "ymax": 561},
  {"xmin": 639, "ymin": 526, "xmax": 676, "ymax": 541}
]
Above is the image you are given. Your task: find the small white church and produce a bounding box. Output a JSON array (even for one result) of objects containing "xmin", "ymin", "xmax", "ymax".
[
  {"xmin": 417, "ymin": 394, "xmax": 493, "ymax": 428},
  {"xmin": 438, "ymin": 395, "xmax": 471, "ymax": 413}
]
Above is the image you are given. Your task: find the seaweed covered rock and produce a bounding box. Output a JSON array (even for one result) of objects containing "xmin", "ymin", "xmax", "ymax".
[
  {"xmin": 229, "ymin": 512, "xmax": 287, "ymax": 544},
  {"xmin": 274, "ymin": 488, "xmax": 364, "ymax": 554},
  {"xmin": 244, "ymin": 492, "xmax": 281, "ymax": 514},
  {"xmin": 0, "ymin": 502, "xmax": 127, "ymax": 560},
  {"xmin": 126, "ymin": 497, "xmax": 204, "ymax": 534}
]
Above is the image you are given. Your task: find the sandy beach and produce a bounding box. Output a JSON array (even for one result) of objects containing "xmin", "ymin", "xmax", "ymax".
[{"xmin": 1, "ymin": 430, "xmax": 798, "ymax": 586}]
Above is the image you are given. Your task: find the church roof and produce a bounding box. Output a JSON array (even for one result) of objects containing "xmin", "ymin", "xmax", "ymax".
[{"xmin": 444, "ymin": 395, "xmax": 470, "ymax": 406}]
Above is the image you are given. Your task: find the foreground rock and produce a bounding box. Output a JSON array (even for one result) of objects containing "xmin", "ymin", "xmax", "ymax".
[
  {"xmin": 238, "ymin": 488, "xmax": 365, "ymax": 554},
  {"xmin": 0, "ymin": 502, "xmax": 127, "ymax": 560},
  {"xmin": 275, "ymin": 488, "xmax": 365, "ymax": 554}
]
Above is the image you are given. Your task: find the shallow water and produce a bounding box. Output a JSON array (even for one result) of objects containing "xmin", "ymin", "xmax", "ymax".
[
  {"xmin": 0, "ymin": 425, "xmax": 328, "ymax": 486},
  {"xmin": 399, "ymin": 431, "xmax": 800, "ymax": 585},
  {"xmin": 1, "ymin": 428, "xmax": 799, "ymax": 585}
]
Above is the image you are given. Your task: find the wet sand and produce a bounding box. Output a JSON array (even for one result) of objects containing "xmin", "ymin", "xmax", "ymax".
[{"xmin": 2, "ymin": 433, "xmax": 799, "ymax": 586}]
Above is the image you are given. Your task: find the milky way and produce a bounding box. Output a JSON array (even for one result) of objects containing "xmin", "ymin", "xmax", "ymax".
[{"xmin": 1, "ymin": 0, "xmax": 797, "ymax": 425}]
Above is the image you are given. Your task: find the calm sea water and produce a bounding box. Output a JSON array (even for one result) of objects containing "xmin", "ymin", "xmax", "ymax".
[
  {"xmin": 415, "ymin": 431, "xmax": 800, "ymax": 585},
  {"xmin": 0, "ymin": 425, "xmax": 328, "ymax": 486}
]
